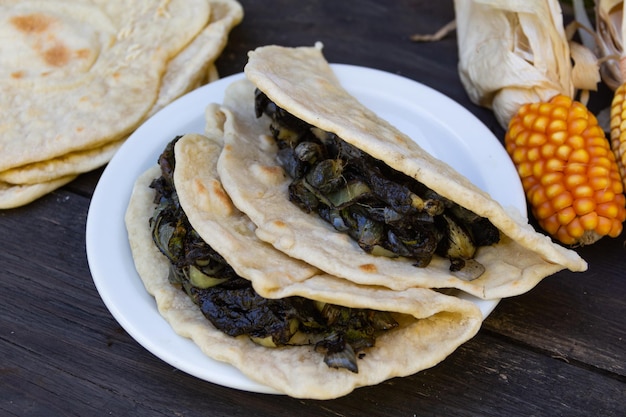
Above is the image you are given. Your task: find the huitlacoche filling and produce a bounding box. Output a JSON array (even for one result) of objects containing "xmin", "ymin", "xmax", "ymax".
[
  {"xmin": 148, "ymin": 136, "xmax": 399, "ymax": 373},
  {"xmin": 254, "ymin": 89, "xmax": 501, "ymax": 281}
]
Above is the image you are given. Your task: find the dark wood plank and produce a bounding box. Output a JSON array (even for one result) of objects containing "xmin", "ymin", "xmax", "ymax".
[
  {"xmin": 63, "ymin": 167, "xmax": 105, "ymax": 198},
  {"xmin": 484, "ymin": 237, "xmax": 626, "ymax": 377},
  {"xmin": 216, "ymin": 0, "xmax": 470, "ymax": 99},
  {"xmin": 3, "ymin": 302, "xmax": 625, "ymax": 417}
]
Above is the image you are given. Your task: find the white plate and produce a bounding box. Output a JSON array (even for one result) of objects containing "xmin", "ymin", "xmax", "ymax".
[{"xmin": 86, "ymin": 64, "xmax": 526, "ymax": 395}]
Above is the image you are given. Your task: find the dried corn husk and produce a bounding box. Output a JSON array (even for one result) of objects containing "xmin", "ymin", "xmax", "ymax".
[
  {"xmin": 455, "ymin": 0, "xmax": 599, "ymax": 128},
  {"xmin": 574, "ymin": 0, "xmax": 624, "ymax": 90}
]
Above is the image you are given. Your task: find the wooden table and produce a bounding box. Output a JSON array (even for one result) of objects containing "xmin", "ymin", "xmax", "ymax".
[{"xmin": 2, "ymin": 1, "xmax": 624, "ymax": 415}]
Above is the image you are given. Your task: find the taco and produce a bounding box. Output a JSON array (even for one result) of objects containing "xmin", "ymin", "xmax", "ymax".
[
  {"xmin": 125, "ymin": 131, "xmax": 483, "ymax": 399},
  {"xmin": 215, "ymin": 44, "xmax": 587, "ymax": 300}
]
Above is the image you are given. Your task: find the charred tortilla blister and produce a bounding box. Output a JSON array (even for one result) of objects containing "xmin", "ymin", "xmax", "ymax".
[
  {"xmin": 148, "ymin": 137, "xmax": 398, "ymax": 373},
  {"xmin": 255, "ymin": 89, "xmax": 500, "ymax": 280}
]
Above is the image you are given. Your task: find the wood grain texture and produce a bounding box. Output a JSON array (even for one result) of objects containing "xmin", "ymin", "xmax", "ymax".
[{"xmin": 1, "ymin": 1, "xmax": 624, "ymax": 416}]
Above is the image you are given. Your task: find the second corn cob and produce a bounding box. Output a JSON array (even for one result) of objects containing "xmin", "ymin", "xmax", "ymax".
[{"xmin": 610, "ymin": 79, "xmax": 626, "ymax": 188}]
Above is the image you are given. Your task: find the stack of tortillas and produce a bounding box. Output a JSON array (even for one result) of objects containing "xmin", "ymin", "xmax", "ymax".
[{"xmin": 0, "ymin": 0, "xmax": 243, "ymax": 208}]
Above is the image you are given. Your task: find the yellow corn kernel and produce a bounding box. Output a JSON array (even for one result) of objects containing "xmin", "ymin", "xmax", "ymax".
[
  {"xmin": 566, "ymin": 134, "xmax": 585, "ymax": 149},
  {"xmin": 564, "ymin": 162, "xmax": 587, "ymax": 176},
  {"xmin": 555, "ymin": 144, "xmax": 572, "ymax": 160},
  {"xmin": 596, "ymin": 216, "xmax": 614, "ymax": 236},
  {"xmin": 550, "ymin": 130, "xmax": 568, "ymax": 144},
  {"xmin": 545, "ymin": 183, "xmax": 566, "ymax": 199},
  {"xmin": 533, "ymin": 116, "xmax": 550, "ymax": 133},
  {"xmin": 597, "ymin": 202, "xmax": 620, "ymax": 219},
  {"xmin": 535, "ymin": 201, "xmax": 554, "ymax": 220},
  {"xmin": 540, "ymin": 143, "xmax": 557, "ymax": 158},
  {"xmin": 546, "ymin": 158, "xmax": 564, "ymax": 172},
  {"xmin": 572, "ymin": 185, "xmax": 594, "ymax": 199},
  {"xmin": 569, "ymin": 148, "xmax": 590, "ymax": 164},
  {"xmin": 542, "ymin": 214, "xmax": 561, "ymax": 235},
  {"xmin": 540, "ymin": 172, "xmax": 563, "ymax": 186},
  {"xmin": 527, "ymin": 147, "xmax": 541, "ymax": 162},
  {"xmin": 588, "ymin": 165, "xmax": 610, "ymax": 179},
  {"xmin": 565, "ymin": 218, "xmax": 585, "ymax": 239},
  {"xmin": 529, "ymin": 185, "xmax": 548, "ymax": 206},
  {"xmin": 538, "ymin": 102, "xmax": 553, "ymax": 116},
  {"xmin": 565, "ymin": 173, "xmax": 586, "ymax": 189},
  {"xmin": 517, "ymin": 162, "xmax": 533, "ymax": 178},
  {"xmin": 595, "ymin": 190, "xmax": 617, "ymax": 206},
  {"xmin": 552, "ymin": 192, "xmax": 573, "ymax": 211},
  {"xmin": 573, "ymin": 198, "xmax": 596, "ymax": 216},
  {"xmin": 589, "ymin": 176, "xmax": 610, "ymax": 191},
  {"xmin": 569, "ymin": 118, "xmax": 588, "ymax": 135},
  {"xmin": 547, "ymin": 119, "xmax": 567, "ymax": 134},
  {"xmin": 557, "ymin": 206, "xmax": 577, "ymax": 225}
]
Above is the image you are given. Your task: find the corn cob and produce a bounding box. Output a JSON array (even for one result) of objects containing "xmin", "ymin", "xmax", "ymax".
[
  {"xmin": 610, "ymin": 84, "xmax": 626, "ymax": 189},
  {"xmin": 505, "ymin": 94, "xmax": 626, "ymax": 245}
]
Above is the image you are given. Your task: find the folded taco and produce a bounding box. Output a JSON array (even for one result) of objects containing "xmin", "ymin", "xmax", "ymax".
[
  {"xmin": 215, "ymin": 44, "xmax": 587, "ymax": 300},
  {"xmin": 125, "ymin": 131, "xmax": 483, "ymax": 399}
]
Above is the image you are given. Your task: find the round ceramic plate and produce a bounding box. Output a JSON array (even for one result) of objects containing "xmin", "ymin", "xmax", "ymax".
[{"xmin": 86, "ymin": 64, "xmax": 526, "ymax": 394}]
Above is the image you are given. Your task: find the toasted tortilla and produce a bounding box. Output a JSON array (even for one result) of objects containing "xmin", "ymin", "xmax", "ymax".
[
  {"xmin": 146, "ymin": 0, "xmax": 242, "ymax": 117},
  {"xmin": 0, "ymin": 0, "xmax": 242, "ymax": 207},
  {"xmin": 0, "ymin": 139, "xmax": 124, "ymax": 185},
  {"xmin": 215, "ymin": 45, "xmax": 587, "ymax": 300},
  {"xmin": 1, "ymin": 0, "xmax": 209, "ymax": 171},
  {"xmin": 0, "ymin": 175, "xmax": 76, "ymax": 210},
  {"xmin": 124, "ymin": 132, "xmax": 483, "ymax": 399}
]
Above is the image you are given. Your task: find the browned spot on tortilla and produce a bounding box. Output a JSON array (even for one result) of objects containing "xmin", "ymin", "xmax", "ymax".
[
  {"xmin": 192, "ymin": 178, "xmax": 207, "ymax": 194},
  {"xmin": 273, "ymin": 220, "xmax": 287, "ymax": 228},
  {"xmin": 210, "ymin": 179, "xmax": 232, "ymax": 208},
  {"xmin": 10, "ymin": 13, "xmax": 53, "ymax": 33},
  {"xmin": 11, "ymin": 71, "xmax": 24, "ymax": 79},
  {"xmin": 259, "ymin": 165, "xmax": 283, "ymax": 176},
  {"xmin": 10, "ymin": 13, "xmax": 70, "ymax": 68},
  {"xmin": 76, "ymin": 127, "xmax": 84, "ymax": 133},
  {"xmin": 359, "ymin": 263, "xmax": 378, "ymax": 273},
  {"xmin": 43, "ymin": 43, "xmax": 70, "ymax": 67},
  {"xmin": 75, "ymin": 48, "xmax": 91, "ymax": 59},
  {"xmin": 191, "ymin": 178, "xmax": 233, "ymax": 216}
]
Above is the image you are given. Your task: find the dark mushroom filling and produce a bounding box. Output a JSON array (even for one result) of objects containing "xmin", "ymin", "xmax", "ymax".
[
  {"xmin": 148, "ymin": 136, "xmax": 399, "ymax": 373},
  {"xmin": 254, "ymin": 90, "xmax": 501, "ymax": 280}
]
